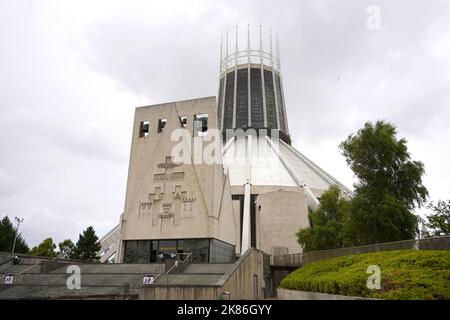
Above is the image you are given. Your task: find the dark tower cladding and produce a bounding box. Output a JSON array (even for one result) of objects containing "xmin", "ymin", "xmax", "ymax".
[{"xmin": 217, "ymin": 25, "xmax": 291, "ymax": 144}]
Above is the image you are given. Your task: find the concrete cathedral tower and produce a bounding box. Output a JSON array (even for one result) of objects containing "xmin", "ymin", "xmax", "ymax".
[
  {"xmin": 218, "ymin": 25, "xmax": 290, "ymax": 144},
  {"xmin": 219, "ymin": 26, "xmax": 352, "ymax": 256}
]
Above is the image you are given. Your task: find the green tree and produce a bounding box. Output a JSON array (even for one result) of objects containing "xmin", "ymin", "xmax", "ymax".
[
  {"xmin": 57, "ymin": 239, "xmax": 75, "ymax": 259},
  {"xmin": 72, "ymin": 226, "xmax": 101, "ymax": 261},
  {"xmin": 30, "ymin": 238, "xmax": 57, "ymax": 257},
  {"xmin": 425, "ymin": 200, "xmax": 450, "ymax": 237},
  {"xmin": 339, "ymin": 120, "xmax": 428, "ymax": 245},
  {"xmin": 0, "ymin": 216, "xmax": 29, "ymax": 254},
  {"xmin": 296, "ymin": 186, "xmax": 351, "ymax": 251}
]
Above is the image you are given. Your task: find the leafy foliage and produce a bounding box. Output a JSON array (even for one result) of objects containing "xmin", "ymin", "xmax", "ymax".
[
  {"xmin": 345, "ymin": 191, "xmax": 419, "ymax": 245},
  {"xmin": 57, "ymin": 239, "xmax": 75, "ymax": 259},
  {"xmin": 30, "ymin": 238, "xmax": 57, "ymax": 257},
  {"xmin": 340, "ymin": 121, "xmax": 428, "ymax": 209},
  {"xmin": 426, "ymin": 200, "xmax": 450, "ymax": 236},
  {"xmin": 0, "ymin": 216, "xmax": 29, "ymax": 253},
  {"xmin": 298, "ymin": 121, "xmax": 430, "ymax": 250},
  {"xmin": 296, "ymin": 186, "xmax": 350, "ymax": 251},
  {"xmin": 280, "ymin": 250, "xmax": 450, "ymax": 300},
  {"xmin": 339, "ymin": 121, "xmax": 428, "ymax": 244},
  {"xmin": 72, "ymin": 226, "xmax": 101, "ymax": 261}
]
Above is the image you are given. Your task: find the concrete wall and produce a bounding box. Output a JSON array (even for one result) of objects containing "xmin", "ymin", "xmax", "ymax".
[
  {"xmin": 119, "ymin": 97, "xmax": 236, "ymax": 262},
  {"xmin": 0, "ymin": 251, "xmax": 99, "ymax": 267},
  {"xmin": 256, "ymin": 190, "xmax": 309, "ymax": 255},
  {"xmin": 219, "ymin": 248, "xmax": 267, "ymax": 300},
  {"xmin": 277, "ymin": 288, "xmax": 375, "ymax": 300},
  {"xmin": 140, "ymin": 249, "xmax": 269, "ymax": 300},
  {"xmin": 141, "ymin": 286, "xmax": 221, "ymax": 300},
  {"xmin": 272, "ymin": 235, "xmax": 450, "ymax": 267},
  {"xmin": 417, "ymin": 235, "xmax": 450, "ymax": 250}
]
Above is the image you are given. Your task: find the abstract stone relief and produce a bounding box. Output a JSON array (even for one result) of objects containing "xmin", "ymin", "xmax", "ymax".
[{"xmin": 138, "ymin": 156, "xmax": 197, "ymax": 230}]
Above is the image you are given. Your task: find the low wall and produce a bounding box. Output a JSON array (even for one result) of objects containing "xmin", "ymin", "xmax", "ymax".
[
  {"xmin": 272, "ymin": 235, "xmax": 450, "ymax": 267},
  {"xmin": 140, "ymin": 285, "xmax": 221, "ymax": 300},
  {"xmin": 0, "ymin": 251, "xmax": 98, "ymax": 266},
  {"xmin": 219, "ymin": 248, "xmax": 267, "ymax": 300},
  {"xmin": 277, "ymin": 288, "xmax": 375, "ymax": 300},
  {"xmin": 417, "ymin": 236, "xmax": 450, "ymax": 250}
]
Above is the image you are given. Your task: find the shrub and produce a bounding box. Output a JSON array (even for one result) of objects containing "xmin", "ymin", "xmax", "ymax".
[{"xmin": 279, "ymin": 250, "xmax": 450, "ymax": 300}]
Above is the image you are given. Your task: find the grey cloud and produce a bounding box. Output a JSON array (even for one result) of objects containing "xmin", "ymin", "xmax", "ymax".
[{"xmin": 1, "ymin": 0, "xmax": 449, "ymax": 246}]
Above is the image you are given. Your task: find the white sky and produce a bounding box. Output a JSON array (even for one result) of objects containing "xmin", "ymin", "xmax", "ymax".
[{"xmin": 1, "ymin": 0, "xmax": 449, "ymax": 246}]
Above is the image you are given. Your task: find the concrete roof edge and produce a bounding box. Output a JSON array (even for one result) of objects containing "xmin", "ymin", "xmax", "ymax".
[{"xmin": 136, "ymin": 96, "xmax": 217, "ymax": 109}]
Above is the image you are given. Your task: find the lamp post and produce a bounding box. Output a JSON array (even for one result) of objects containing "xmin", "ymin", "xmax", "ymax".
[{"xmin": 11, "ymin": 217, "xmax": 24, "ymax": 256}]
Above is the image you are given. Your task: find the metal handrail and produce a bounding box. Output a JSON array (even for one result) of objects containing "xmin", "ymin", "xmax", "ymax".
[
  {"xmin": 150, "ymin": 252, "xmax": 193, "ymax": 284},
  {"xmin": 17, "ymin": 256, "xmax": 57, "ymax": 275},
  {"xmin": 166, "ymin": 252, "xmax": 192, "ymax": 274},
  {"xmin": 0, "ymin": 258, "xmax": 13, "ymax": 266}
]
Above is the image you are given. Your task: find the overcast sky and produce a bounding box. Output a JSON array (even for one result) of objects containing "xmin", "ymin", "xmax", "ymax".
[{"xmin": 1, "ymin": 0, "xmax": 449, "ymax": 247}]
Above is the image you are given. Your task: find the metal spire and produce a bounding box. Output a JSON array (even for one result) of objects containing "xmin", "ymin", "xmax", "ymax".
[
  {"xmin": 247, "ymin": 24, "xmax": 251, "ymax": 50},
  {"xmin": 276, "ymin": 34, "xmax": 281, "ymax": 70},
  {"xmin": 220, "ymin": 36, "xmax": 223, "ymax": 72},
  {"xmin": 247, "ymin": 24, "xmax": 251, "ymax": 64},
  {"xmin": 259, "ymin": 24, "xmax": 263, "ymax": 51},
  {"xmin": 235, "ymin": 25, "xmax": 238, "ymax": 65},
  {"xmin": 259, "ymin": 24, "xmax": 263, "ymax": 63},
  {"xmin": 225, "ymin": 27, "xmax": 229, "ymax": 69},
  {"xmin": 270, "ymin": 27, "xmax": 273, "ymax": 60}
]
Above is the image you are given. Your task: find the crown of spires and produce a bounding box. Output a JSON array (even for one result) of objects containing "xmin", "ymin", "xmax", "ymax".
[{"xmin": 219, "ymin": 24, "xmax": 281, "ymax": 72}]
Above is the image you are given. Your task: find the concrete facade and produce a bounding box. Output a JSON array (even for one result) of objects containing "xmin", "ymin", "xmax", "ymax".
[
  {"xmin": 117, "ymin": 97, "xmax": 236, "ymax": 262},
  {"xmin": 256, "ymin": 190, "xmax": 309, "ymax": 255}
]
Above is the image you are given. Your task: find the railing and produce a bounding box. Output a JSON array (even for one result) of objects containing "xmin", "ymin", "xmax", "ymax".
[
  {"xmin": 150, "ymin": 252, "xmax": 193, "ymax": 285},
  {"xmin": 272, "ymin": 235, "xmax": 450, "ymax": 267},
  {"xmin": 0, "ymin": 258, "xmax": 13, "ymax": 267},
  {"xmin": 17, "ymin": 260, "xmax": 43, "ymax": 275}
]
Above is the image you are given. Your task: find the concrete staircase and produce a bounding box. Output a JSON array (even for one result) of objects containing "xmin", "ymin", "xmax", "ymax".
[
  {"xmin": 0, "ymin": 250, "xmax": 272, "ymax": 300},
  {"xmin": 0, "ymin": 252, "xmax": 164, "ymax": 300},
  {"xmin": 153, "ymin": 263, "xmax": 233, "ymax": 286},
  {"xmin": 141, "ymin": 249, "xmax": 271, "ymax": 300}
]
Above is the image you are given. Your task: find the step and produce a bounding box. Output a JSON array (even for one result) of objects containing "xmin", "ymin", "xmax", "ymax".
[
  {"xmin": 0, "ymin": 264, "xmax": 41, "ymax": 274},
  {"xmin": 155, "ymin": 274, "xmax": 224, "ymax": 286},
  {"xmin": 0, "ymin": 285, "xmax": 140, "ymax": 299},
  {"xmin": 6, "ymin": 273, "xmax": 147, "ymax": 286},
  {"xmin": 49, "ymin": 263, "xmax": 164, "ymax": 274},
  {"xmin": 183, "ymin": 264, "xmax": 232, "ymax": 274}
]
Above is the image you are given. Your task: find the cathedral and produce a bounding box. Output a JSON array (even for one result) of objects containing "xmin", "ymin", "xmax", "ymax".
[{"xmin": 98, "ymin": 26, "xmax": 351, "ymax": 264}]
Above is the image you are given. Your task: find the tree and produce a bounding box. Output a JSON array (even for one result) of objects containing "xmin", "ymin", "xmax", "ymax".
[
  {"xmin": 339, "ymin": 120, "xmax": 428, "ymax": 245},
  {"xmin": 0, "ymin": 216, "xmax": 29, "ymax": 254},
  {"xmin": 425, "ymin": 200, "xmax": 450, "ymax": 237},
  {"xmin": 72, "ymin": 226, "xmax": 101, "ymax": 261},
  {"xmin": 296, "ymin": 186, "xmax": 351, "ymax": 251},
  {"xmin": 57, "ymin": 239, "xmax": 75, "ymax": 259},
  {"xmin": 30, "ymin": 238, "xmax": 57, "ymax": 257}
]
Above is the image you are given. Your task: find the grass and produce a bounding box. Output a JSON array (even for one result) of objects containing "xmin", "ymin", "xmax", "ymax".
[{"xmin": 279, "ymin": 250, "xmax": 450, "ymax": 300}]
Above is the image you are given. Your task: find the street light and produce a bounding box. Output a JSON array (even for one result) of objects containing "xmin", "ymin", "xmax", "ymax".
[{"xmin": 11, "ymin": 217, "xmax": 24, "ymax": 256}]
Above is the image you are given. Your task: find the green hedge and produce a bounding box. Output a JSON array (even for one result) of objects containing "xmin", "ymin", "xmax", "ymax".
[{"xmin": 279, "ymin": 250, "xmax": 450, "ymax": 300}]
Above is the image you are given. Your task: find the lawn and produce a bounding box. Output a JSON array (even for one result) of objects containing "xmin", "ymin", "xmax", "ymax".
[{"xmin": 279, "ymin": 250, "xmax": 450, "ymax": 300}]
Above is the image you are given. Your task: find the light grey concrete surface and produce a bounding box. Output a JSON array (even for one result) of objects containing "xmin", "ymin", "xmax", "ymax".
[{"xmin": 277, "ymin": 288, "xmax": 377, "ymax": 300}]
